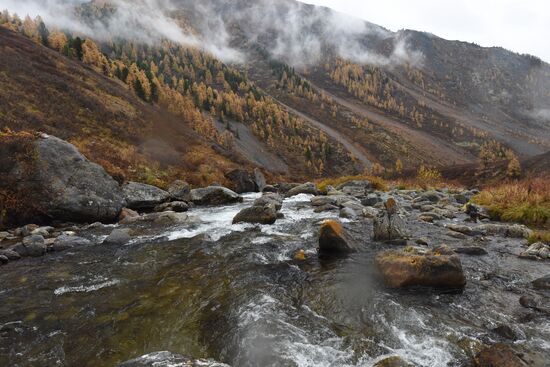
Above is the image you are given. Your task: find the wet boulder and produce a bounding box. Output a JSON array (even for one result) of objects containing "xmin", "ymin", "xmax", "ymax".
[
  {"xmin": 190, "ymin": 186, "xmax": 242, "ymax": 206},
  {"xmin": 122, "ymin": 182, "xmax": 169, "ymax": 210},
  {"xmin": 473, "ymin": 344, "xmax": 527, "ymax": 367},
  {"xmin": 117, "ymin": 351, "xmax": 230, "ymax": 367},
  {"xmin": 318, "ymin": 220, "xmax": 357, "ymax": 254},
  {"xmin": 12, "ymin": 235, "xmax": 47, "ymax": 257},
  {"xmin": 53, "ymin": 235, "xmax": 92, "ymax": 252},
  {"xmin": 0, "ymin": 254, "xmax": 8, "ymax": 265},
  {"xmin": 103, "ymin": 228, "xmax": 132, "ymax": 245},
  {"xmin": 0, "ymin": 133, "xmax": 124, "ymax": 227},
  {"xmin": 225, "ymin": 169, "xmax": 257, "ymax": 193},
  {"xmin": 167, "ymin": 180, "xmax": 191, "ymax": 201},
  {"xmin": 286, "ymin": 182, "xmax": 319, "ymax": 197},
  {"xmin": 254, "ymin": 193, "xmax": 283, "ymax": 211},
  {"xmin": 373, "ymin": 198, "xmax": 407, "ymax": 241},
  {"xmin": 375, "ymin": 246, "xmax": 466, "ymax": 289},
  {"xmin": 233, "ymin": 203, "xmax": 278, "ymax": 225}
]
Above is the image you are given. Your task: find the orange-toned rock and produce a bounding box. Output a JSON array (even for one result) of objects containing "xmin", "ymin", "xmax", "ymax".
[
  {"xmin": 473, "ymin": 344, "xmax": 527, "ymax": 367},
  {"xmin": 318, "ymin": 220, "xmax": 357, "ymax": 254},
  {"xmin": 375, "ymin": 246, "xmax": 466, "ymax": 289},
  {"xmin": 294, "ymin": 249, "xmax": 306, "ymax": 261}
]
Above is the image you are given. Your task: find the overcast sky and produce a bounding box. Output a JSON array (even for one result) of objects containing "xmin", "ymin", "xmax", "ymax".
[{"xmin": 301, "ymin": 0, "xmax": 550, "ymax": 62}]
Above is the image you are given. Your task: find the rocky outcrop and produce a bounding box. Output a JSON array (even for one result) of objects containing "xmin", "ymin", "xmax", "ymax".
[
  {"xmin": 473, "ymin": 344, "xmax": 527, "ymax": 367},
  {"xmin": 167, "ymin": 180, "xmax": 191, "ymax": 201},
  {"xmin": 373, "ymin": 198, "xmax": 407, "ymax": 242},
  {"xmin": 122, "ymin": 182, "xmax": 170, "ymax": 210},
  {"xmin": 318, "ymin": 220, "xmax": 356, "ymax": 254},
  {"xmin": 286, "ymin": 182, "xmax": 319, "ymax": 197},
  {"xmin": 103, "ymin": 228, "xmax": 132, "ymax": 245},
  {"xmin": 233, "ymin": 203, "xmax": 278, "ymax": 225},
  {"xmin": 375, "ymin": 246, "xmax": 466, "ymax": 289},
  {"xmin": 0, "ymin": 134, "xmax": 124, "ymax": 227},
  {"xmin": 190, "ymin": 186, "xmax": 242, "ymax": 206}
]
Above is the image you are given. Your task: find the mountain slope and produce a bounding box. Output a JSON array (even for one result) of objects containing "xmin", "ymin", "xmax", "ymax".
[
  {"xmin": 0, "ymin": 26, "xmax": 249, "ymax": 187},
  {"xmin": 2, "ymin": 0, "xmax": 550, "ymax": 181}
]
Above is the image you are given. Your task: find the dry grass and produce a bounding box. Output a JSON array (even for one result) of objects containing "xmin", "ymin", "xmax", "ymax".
[
  {"xmin": 473, "ymin": 178, "xmax": 550, "ymax": 228},
  {"xmin": 528, "ymin": 230, "xmax": 550, "ymax": 244},
  {"xmin": 316, "ymin": 175, "xmax": 388, "ymax": 192}
]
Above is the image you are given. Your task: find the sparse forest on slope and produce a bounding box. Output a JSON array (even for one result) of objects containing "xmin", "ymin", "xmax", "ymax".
[{"xmin": 1, "ymin": 0, "xmax": 550, "ymax": 183}]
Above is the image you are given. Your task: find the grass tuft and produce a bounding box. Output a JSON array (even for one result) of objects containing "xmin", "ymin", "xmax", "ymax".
[{"xmin": 473, "ymin": 178, "xmax": 550, "ymax": 228}]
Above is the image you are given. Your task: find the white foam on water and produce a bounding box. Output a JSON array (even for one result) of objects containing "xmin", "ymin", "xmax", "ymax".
[
  {"xmin": 165, "ymin": 193, "xmax": 260, "ymax": 241},
  {"xmin": 374, "ymin": 304, "xmax": 458, "ymax": 367},
  {"xmin": 54, "ymin": 279, "xmax": 120, "ymax": 296},
  {"xmin": 237, "ymin": 294, "xmax": 355, "ymax": 367}
]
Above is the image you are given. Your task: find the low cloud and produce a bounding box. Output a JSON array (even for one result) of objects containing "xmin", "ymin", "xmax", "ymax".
[{"xmin": 1, "ymin": 0, "xmax": 422, "ymax": 66}]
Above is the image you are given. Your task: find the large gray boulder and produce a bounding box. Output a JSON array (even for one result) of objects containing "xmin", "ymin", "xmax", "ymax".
[
  {"xmin": 286, "ymin": 182, "xmax": 318, "ymax": 197},
  {"xmin": 0, "ymin": 134, "xmax": 124, "ymax": 227},
  {"xmin": 190, "ymin": 186, "xmax": 242, "ymax": 206},
  {"xmin": 122, "ymin": 182, "xmax": 169, "ymax": 210},
  {"xmin": 233, "ymin": 203, "xmax": 278, "ymax": 225},
  {"xmin": 167, "ymin": 180, "xmax": 191, "ymax": 201}
]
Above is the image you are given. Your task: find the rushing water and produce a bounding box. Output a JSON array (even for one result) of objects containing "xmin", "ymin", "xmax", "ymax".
[{"xmin": 1, "ymin": 193, "xmax": 549, "ymax": 366}]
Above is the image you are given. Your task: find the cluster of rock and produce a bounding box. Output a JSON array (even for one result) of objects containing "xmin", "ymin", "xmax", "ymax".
[{"xmin": 0, "ymin": 224, "xmax": 92, "ymax": 266}]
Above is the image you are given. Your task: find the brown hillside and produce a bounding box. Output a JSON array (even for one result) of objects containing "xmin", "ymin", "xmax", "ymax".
[{"xmin": 0, "ymin": 27, "xmax": 252, "ymax": 187}]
